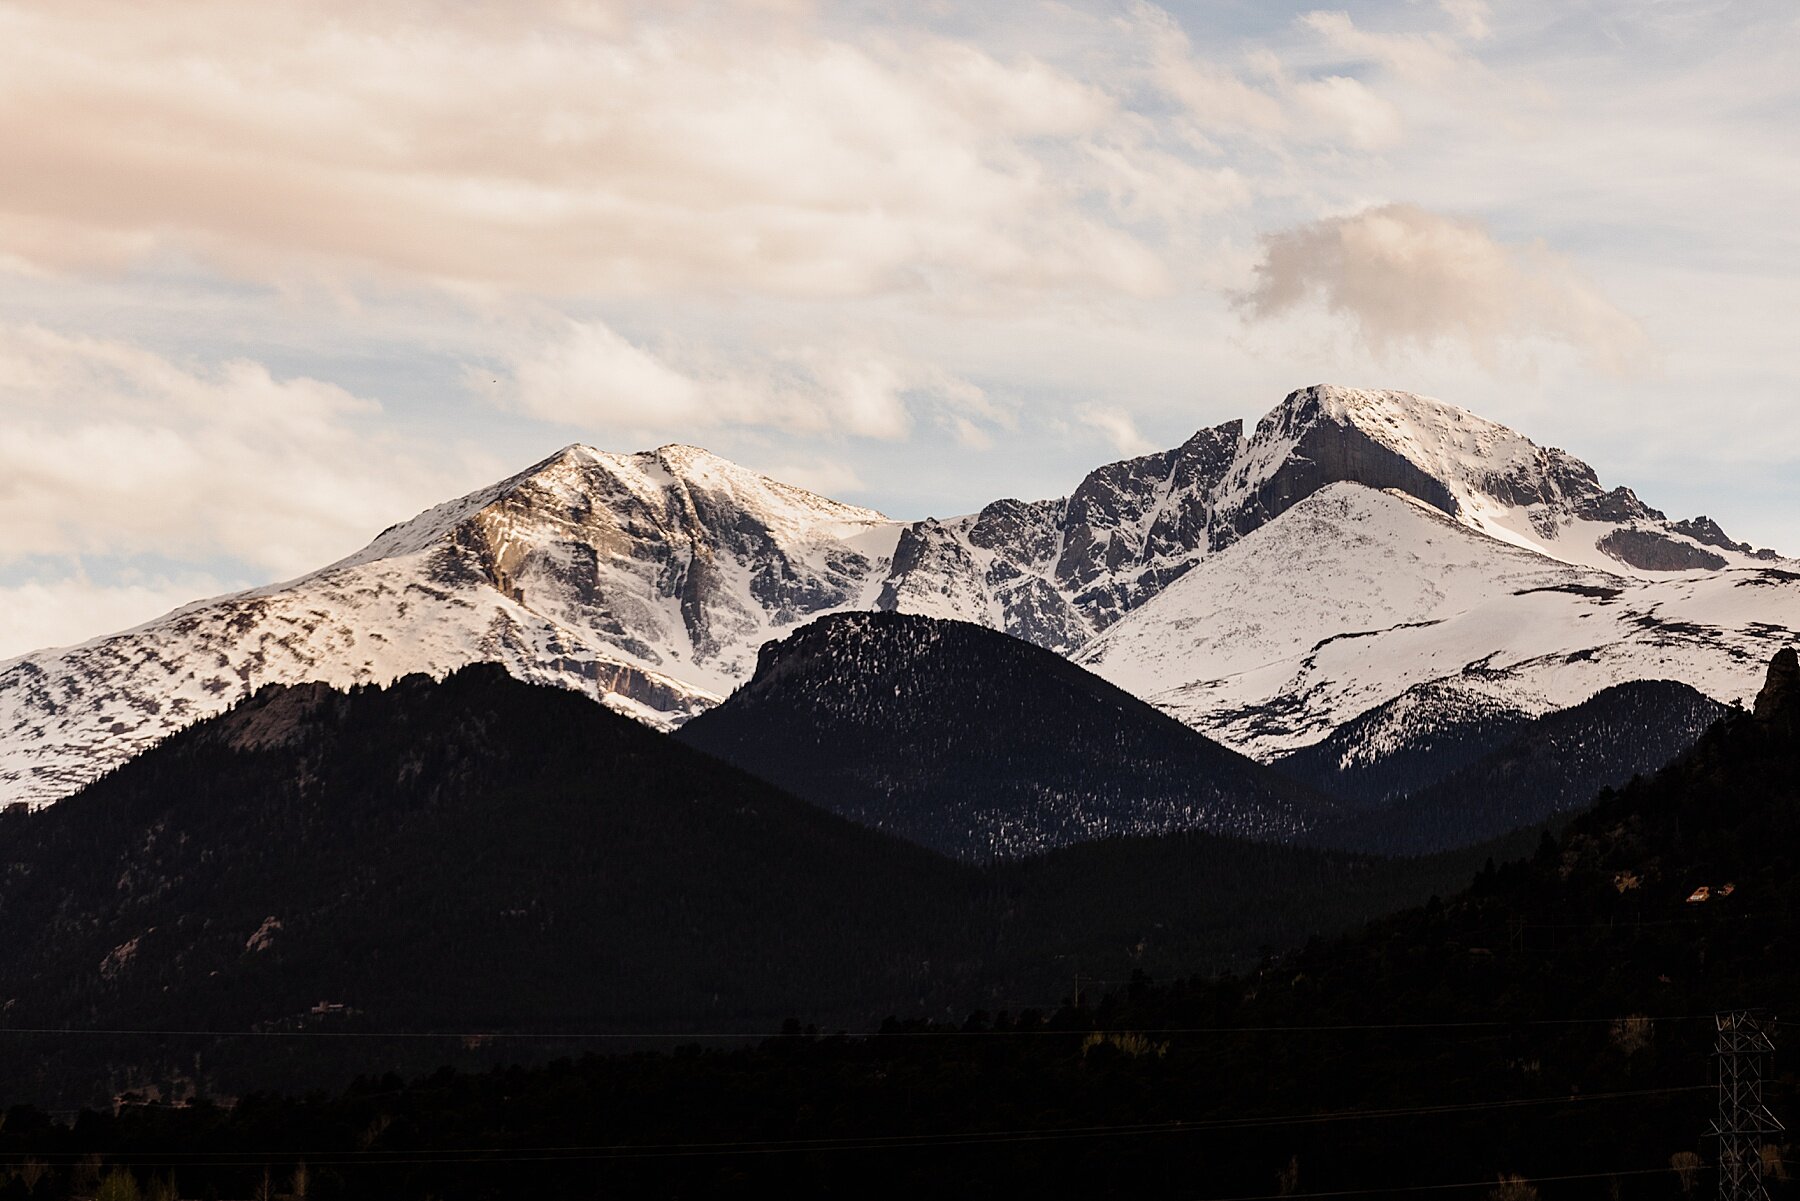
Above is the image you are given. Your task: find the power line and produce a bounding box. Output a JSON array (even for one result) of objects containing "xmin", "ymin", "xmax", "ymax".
[
  {"xmin": 1512, "ymin": 912, "xmax": 1796, "ymax": 931},
  {"xmin": 1188, "ymin": 1164, "xmax": 1707, "ymax": 1201},
  {"xmin": 1713, "ymin": 1009, "xmax": 1783, "ymax": 1201},
  {"xmin": 6, "ymin": 1085, "xmax": 1710, "ymax": 1164},
  {"xmin": 0, "ymin": 1012, "xmax": 1724, "ymax": 1042}
]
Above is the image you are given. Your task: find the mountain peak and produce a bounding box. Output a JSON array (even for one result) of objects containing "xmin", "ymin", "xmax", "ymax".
[
  {"xmin": 579, "ymin": 442, "xmax": 887, "ymax": 524},
  {"xmin": 1272, "ymin": 384, "xmax": 1541, "ymax": 480},
  {"xmin": 1295, "ymin": 382, "xmax": 1479, "ymax": 422},
  {"xmin": 546, "ymin": 441, "xmax": 599, "ymax": 462},
  {"xmin": 650, "ymin": 441, "xmax": 724, "ymax": 463},
  {"xmin": 1228, "ymin": 384, "xmax": 1784, "ymax": 575}
]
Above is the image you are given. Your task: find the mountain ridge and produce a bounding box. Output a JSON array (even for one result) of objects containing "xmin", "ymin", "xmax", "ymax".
[{"xmin": 3, "ymin": 384, "xmax": 1793, "ymax": 809}]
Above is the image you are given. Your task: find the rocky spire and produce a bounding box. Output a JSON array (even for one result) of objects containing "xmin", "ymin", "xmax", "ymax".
[{"xmin": 1752, "ymin": 646, "xmax": 1799, "ymax": 729}]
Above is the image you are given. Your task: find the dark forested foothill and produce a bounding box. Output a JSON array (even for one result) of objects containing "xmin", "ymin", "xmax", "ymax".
[
  {"xmin": 676, "ymin": 613, "xmax": 1724, "ymax": 860},
  {"xmin": 0, "ymin": 665, "xmax": 1503, "ymax": 1110},
  {"xmin": 1294, "ymin": 679, "xmax": 1728, "ymax": 854},
  {"xmin": 2, "ymin": 649, "xmax": 1794, "ymax": 1200},
  {"xmin": 675, "ymin": 610, "xmax": 1332, "ymax": 857}
]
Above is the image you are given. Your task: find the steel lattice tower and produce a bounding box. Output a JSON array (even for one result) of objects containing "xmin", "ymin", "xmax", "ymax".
[{"xmin": 1713, "ymin": 1011, "xmax": 1783, "ymax": 1200}]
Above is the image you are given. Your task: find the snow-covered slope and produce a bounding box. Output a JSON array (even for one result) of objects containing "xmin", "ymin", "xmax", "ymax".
[
  {"xmin": 3, "ymin": 384, "xmax": 1793, "ymax": 809},
  {"xmin": 0, "ymin": 444, "xmax": 900, "ymax": 807},
  {"xmin": 1075, "ymin": 484, "xmax": 1799, "ymax": 759}
]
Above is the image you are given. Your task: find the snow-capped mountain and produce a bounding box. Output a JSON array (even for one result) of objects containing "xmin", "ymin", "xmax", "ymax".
[
  {"xmin": 876, "ymin": 385, "xmax": 1778, "ymax": 642},
  {"xmin": 2, "ymin": 384, "xmax": 1793, "ymax": 809},
  {"xmin": 1073, "ymin": 483, "xmax": 1796, "ymax": 758},
  {"xmin": 1210, "ymin": 385, "xmax": 1780, "ymax": 574},
  {"xmin": 0, "ymin": 444, "xmax": 898, "ymax": 807}
]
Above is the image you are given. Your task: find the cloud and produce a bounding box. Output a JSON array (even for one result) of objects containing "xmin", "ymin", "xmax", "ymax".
[
  {"xmin": 1134, "ymin": 4, "xmax": 1408, "ymax": 151},
  {"xmin": 1239, "ymin": 203, "xmax": 1650, "ymax": 374},
  {"xmin": 1132, "ymin": 4, "xmax": 1288, "ymax": 136},
  {"xmin": 3, "ymin": 0, "xmax": 1795, "ymax": 575},
  {"xmin": 476, "ymin": 318, "xmax": 1000, "ymax": 444},
  {"xmin": 758, "ymin": 461, "xmax": 868, "ymax": 499},
  {"xmin": 1290, "ymin": 75, "xmax": 1404, "ymax": 150},
  {"xmin": 944, "ymin": 415, "xmax": 994, "ymax": 451},
  {"xmin": 1438, "ymin": 0, "xmax": 1493, "ymax": 41},
  {"xmin": 483, "ymin": 321, "xmax": 706, "ymax": 429},
  {"xmin": 1298, "ymin": 9, "xmax": 1473, "ymax": 85},
  {"xmin": 1077, "ymin": 405, "xmax": 1157, "ymax": 457},
  {"xmin": 0, "ymin": 324, "xmax": 487, "ymax": 578},
  {"xmin": 0, "ymin": 1, "xmax": 1180, "ymax": 302},
  {"xmin": 0, "ymin": 571, "xmax": 232, "ymax": 660}
]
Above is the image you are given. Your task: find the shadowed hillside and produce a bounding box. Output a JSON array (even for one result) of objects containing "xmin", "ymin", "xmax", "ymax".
[
  {"xmin": 0, "ymin": 666, "xmax": 1503, "ymax": 1108},
  {"xmin": 675, "ymin": 611, "xmax": 1331, "ymax": 858},
  {"xmin": 2, "ymin": 650, "xmax": 1789, "ymax": 1199},
  {"xmin": 1291, "ymin": 679, "xmax": 1727, "ymax": 853}
]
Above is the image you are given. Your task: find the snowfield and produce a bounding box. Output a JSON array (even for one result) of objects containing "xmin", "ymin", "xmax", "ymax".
[{"xmin": 1075, "ymin": 485, "xmax": 1798, "ymax": 759}]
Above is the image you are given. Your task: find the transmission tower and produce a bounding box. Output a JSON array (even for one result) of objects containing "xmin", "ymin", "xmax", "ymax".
[{"xmin": 1712, "ymin": 1010, "xmax": 1783, "ymax": 1200}]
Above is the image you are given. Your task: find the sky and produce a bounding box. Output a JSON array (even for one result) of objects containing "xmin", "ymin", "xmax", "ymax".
[{"xmin": 2, "ymin": 0, "xmax": 1797, "ymax": 658}]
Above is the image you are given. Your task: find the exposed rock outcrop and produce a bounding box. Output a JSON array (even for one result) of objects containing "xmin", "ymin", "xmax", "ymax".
[{"xmin": 1754, "ymin": 646, "xmax": 1799, "ymax": 730}]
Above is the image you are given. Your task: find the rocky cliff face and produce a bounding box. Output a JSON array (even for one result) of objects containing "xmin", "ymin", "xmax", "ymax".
[
  {"xmin": 878, "ymin": 385, "xmax": 1782, "ymax": 652},
  {"xmin": 1214, "ymin": 389, "xmax": 1462, "ymax": 543},
  {"xmin": 873, "ymin": 419, "xmax": 1243, "ymax": 648},
  {"xmin": 1674, "ymin": 515, "xmax": 1779, "ymax": 560},
  {"xmin": 1754, "ymin": 646, "xmax": 1800, "ymax": 731},
  {"xmin": 2, "ymin": 385, "xmax": 1790, "ymax": 808},
  {"xmin": 1204, "ymin": 386, "xmax": 1772, "ymax": 575}
]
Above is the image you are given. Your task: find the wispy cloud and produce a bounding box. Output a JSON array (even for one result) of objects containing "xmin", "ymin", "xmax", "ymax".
[
  {"xmin": 0, "ymin": 569, "xmax": 231, "ymax": 660},
  {"xmin": 0, "ymin": 1, "xmax": 1180, "ymax": 302},
  {"xmin": 758, "ymin": 460, "xmax": 868, "ymax": 499},
  {"xmin": 1298, "ymin": 9, "xmax": 1476, "ymax": 84},
  {"xmin": 0, "ymin": 324, "xmax": 490, "ymax": 577},
  {"xmin": 473, "ymin": 318, "xmax": 1003, "ymax": 444},
  {"xmin": 1077, "ymin": 404, "xmax": 1157, "ymax": 457}
]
